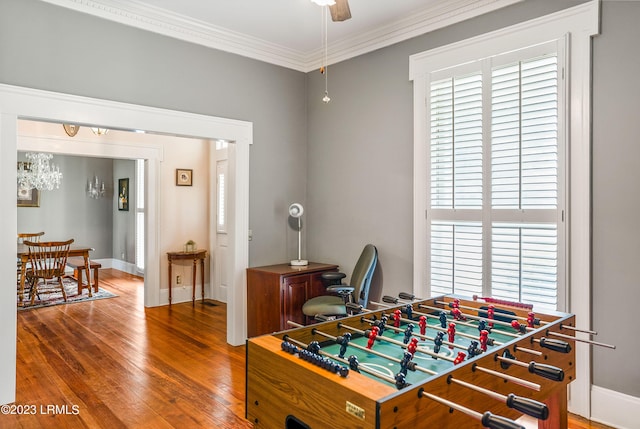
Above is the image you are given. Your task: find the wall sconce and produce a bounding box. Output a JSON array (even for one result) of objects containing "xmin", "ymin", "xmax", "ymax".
[{"xmin": 87, "ymin": 175, "xmax": 106, "ymax": 199}]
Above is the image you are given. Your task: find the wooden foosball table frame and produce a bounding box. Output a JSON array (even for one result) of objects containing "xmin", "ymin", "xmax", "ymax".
[{"xmin": 246, "ymin": 295, "xmax": 576, "ymax": 429}]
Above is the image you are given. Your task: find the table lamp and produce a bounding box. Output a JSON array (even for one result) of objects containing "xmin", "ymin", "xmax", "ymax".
[{"xmin": 289, "ymin": 203, "xmax": 308, "ymax": 266}]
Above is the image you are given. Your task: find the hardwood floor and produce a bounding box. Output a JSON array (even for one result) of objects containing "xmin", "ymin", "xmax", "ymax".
[
  {"xmin": 5, "ymin": 269, "xmax": 614, "ymax": 428},
  {"xmin": 8, "ymin": 269, "xmax": 250, "ymax": 428}
]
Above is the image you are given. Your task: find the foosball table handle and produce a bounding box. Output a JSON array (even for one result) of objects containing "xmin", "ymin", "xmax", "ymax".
[
  {"xmin": 538, "ymin": 337, "xmax": 572, "ymax": 353},
  {"xmin": 382, "ymin": 295, "xmax": 399, "ymax": 304},
  {"xmin": 528, "ymin": 362, "xmax": 565, "ymax": 382},
  {"xmin": 506, "ymin": 393, "xmax": 549, "ymax": 420},
  {"xmin": 481, "ymin": 411, "xmax": 526, "ymax": 429}
]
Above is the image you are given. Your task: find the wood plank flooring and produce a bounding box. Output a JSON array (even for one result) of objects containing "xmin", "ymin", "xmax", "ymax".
[{"xmin": 4, "ymin": 269, "xmax": 614, "ymax": 428}]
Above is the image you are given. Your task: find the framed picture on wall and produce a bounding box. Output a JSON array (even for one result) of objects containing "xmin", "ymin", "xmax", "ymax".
[
  {"xmin": 118, "ymin": 178, "xmax": 129, "ymax": 211},
  {"xmin": 176, "ymin": 168, "xmax": 193, "ymax": 186},
  {"xmin": 17, "ymin": 185, "xmax": 39, "ymax": 207}
]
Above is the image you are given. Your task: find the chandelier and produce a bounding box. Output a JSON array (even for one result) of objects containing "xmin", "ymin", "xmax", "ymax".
[
  {"xmin": 87, "ymin": 175, "xmax": 106, "ymax": 199},
  {"xmin": 17, "ymin": 152, "xmax": 63, "ymax": 191}
]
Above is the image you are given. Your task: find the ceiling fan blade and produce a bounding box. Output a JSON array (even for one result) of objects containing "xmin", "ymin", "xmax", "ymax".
[{"xmin": 329, "ymin": 0, "xmax": 351, "ymax": 22}]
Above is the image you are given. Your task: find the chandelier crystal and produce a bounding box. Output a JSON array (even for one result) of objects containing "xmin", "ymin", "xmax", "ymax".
[{"xmin": 17, "ymin": 152, "xmax": 63, "ymax": 191}]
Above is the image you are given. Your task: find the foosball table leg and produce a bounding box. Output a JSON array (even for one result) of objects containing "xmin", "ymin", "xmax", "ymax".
[{"xmin": 538, "ymin": 387, "xmax": 568, "ymax": 429}]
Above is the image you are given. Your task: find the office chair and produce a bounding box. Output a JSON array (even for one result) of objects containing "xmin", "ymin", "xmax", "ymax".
[{"xmin": 302, "ymin": 244, "xmax": 377, "ymax": 320}]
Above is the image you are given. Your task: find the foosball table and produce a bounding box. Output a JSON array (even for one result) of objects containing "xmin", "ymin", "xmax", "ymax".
[{"xmin": 246, "ymin": 294, "xmax": 592, "ymax": 429}]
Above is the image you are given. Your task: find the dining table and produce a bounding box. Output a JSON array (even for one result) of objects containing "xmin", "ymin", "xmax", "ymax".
[{"xmin": 17, "ymin": 243, "xmax": 94, "ymax": 305}]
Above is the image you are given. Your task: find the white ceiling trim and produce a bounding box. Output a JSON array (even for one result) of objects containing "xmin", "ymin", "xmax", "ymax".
[
  {"xmin": 312, "ymin": 0, "xmax": 523, "ymax": 72},
  {"xmin": 40, "ymin": 0, "xmax": 522, "ymax": 73}
]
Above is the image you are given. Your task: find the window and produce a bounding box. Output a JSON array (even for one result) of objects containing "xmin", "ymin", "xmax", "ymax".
[
  {"xmin": 422, "ymin": 42, "xmax": 565, "ymax": 311},
  {"xmin": 216, "ymin": 141, "xmax": 229, "ymax": 234},
  {"xmin": 410, "ymin": 2, "xmax": 597, "ymax": 413},
  {"xmin": 135, "ymin": 159, "xmax": 145, "ymax": 273}
]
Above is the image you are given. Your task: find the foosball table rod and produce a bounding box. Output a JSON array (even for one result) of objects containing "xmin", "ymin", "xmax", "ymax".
[
  {"xmin": 431, "ymin": 301, "xmax": 533, "ymax": 334},
  {"xmin": 496, "ymin": 350, "xmax": 565, "ymax": 382},
  {"xmin": 446, "ymin": 375, "xmax": 549, "ymax": 420},
  {"xmin": 418, "ymin": 389, "xmax": 526, "ymax": 429},
  {"xmin": 282, "ymin": 336, "xmax": 401, "ymax": 386},
  {"xmin": 472, "ymin": 294, "xmax": 534, "ymax": 310},
  {"xmin": 472, "ymin": 363, "xmax": 541, "ymax": 391},
  {"xmin": 385, "ymin": 308, "xmax": 506, "ymax": 346},
  {"xmin": 558, "ymin": 324, "xmax": 597, "ymax": 335},
  {"xmin": 441, "ymin": 299, "xmax": 547, "ymax": 327},
  {"xmin": 337, "ymin": 322, "xmax": 459, "ymax": 363},
  {"xmin": 416, "ymin": 302, "xmax": 521, "ymax": 337},
  {"xmin": 309, "ymin": 327, "xmax": 435, "ymax": 375},
  {"xmin": 369, "ymin": 302, "xmax": 509, "ymax": 343},
  {"xmin": 545, "ymin": 330, "xmax": 616, "ymax": 349},
  {"xmin": 361, "ymin": 316, "xmax": 470, "ymax": 353}
]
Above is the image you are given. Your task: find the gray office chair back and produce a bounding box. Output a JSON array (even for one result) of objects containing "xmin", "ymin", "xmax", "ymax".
[{"xmin": 351, "ymin": 244, "xmax": 378, "ymax": 308}]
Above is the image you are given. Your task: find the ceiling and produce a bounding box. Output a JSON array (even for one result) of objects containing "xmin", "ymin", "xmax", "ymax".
[{"xmin": 42, "ymin": 0, "xmax": 521, "ymax": 71}]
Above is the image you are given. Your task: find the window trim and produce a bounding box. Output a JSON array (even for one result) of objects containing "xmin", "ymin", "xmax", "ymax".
[{"xmin": 410, "ymin": 1, "xmax": 599, "ymax": 418}]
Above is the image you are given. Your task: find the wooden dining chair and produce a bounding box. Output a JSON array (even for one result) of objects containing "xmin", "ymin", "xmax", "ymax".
[
  {"xmin": 23, "ymin": 239, "xmax": 74, "ymax": 306},
  {"xmin": 18, "ymin": 231, "xmax": 45, "ymax": 243},
  {"xmin": 17, "ymin": 232, "xmax": 45, "ymax": 288}
]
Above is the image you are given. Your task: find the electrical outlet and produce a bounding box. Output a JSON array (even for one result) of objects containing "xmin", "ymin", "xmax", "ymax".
[{"xmin": 176, "ymin": 275, "xmax": 182, "ymax": 285}]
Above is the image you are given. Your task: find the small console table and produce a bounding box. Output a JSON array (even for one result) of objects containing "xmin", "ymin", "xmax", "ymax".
[{"xmin": 167, "ymin": 249, "xmax": 207, "ymax": 305}]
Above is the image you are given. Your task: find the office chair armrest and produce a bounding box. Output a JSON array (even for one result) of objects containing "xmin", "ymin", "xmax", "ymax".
[
  {"xmin": 326, "ymin": 285, "xmax": 354, "ymax": 295},
  {"xmin": 321, "ymin": 271, "xmax": 347, "ymax": 283}
]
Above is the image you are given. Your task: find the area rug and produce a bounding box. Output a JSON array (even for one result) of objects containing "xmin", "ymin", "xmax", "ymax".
[{"xmin": 17, "ymin": 277, "xmax": 117, "ymax": 310}]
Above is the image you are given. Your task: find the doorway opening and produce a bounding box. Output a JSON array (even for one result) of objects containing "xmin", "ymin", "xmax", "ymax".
[{"xmin": 1, "ymin": 83, "xmax": 251, "ymax": 406}]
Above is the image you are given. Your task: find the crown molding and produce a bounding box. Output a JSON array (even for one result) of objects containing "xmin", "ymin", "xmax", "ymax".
[{"xmin": 40, "ymin": 0, "xmax": 522, "ymax": 73}]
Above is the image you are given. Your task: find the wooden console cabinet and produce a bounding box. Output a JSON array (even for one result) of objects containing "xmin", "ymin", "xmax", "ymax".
[{"xmin": 246, "ymin": 263, "xmax": 338, "ymax": 337}]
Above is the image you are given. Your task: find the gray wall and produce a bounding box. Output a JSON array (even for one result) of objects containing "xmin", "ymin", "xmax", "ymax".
[
  {"xmin": 0, "ymin": 0, "xmax": 308, "ymax": 267},
  {"xmin": 307, "ymin": 0, "xmax": 638, "ymax": 399},
  {"xmin": 306, "ymin": 1, "xmax": 586, "ymax": 301},
  {"xmin": 592, "ymin": 0, "xmax": 640, "ymax": 398},
  {"xmin": 112, "ymin": 159, "xmax": 136, "ymax": 264},
  {"xmin": 17, "ymin": 153, "xmax": 114, "ymax": 258},
  {"xmin": 3, "ymin": 0, "xmax": 639, "ymax": 399}
]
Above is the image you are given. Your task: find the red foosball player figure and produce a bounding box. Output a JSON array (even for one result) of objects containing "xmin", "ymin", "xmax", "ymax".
[
  {"xmin": 366, "ymin": 326, "xmax": 379, "ymax": 349},
  {"xmin": 487, "ymin": 304, "xmax": 495, "ymax": 328},
  {"xmin": 447, "ymin": 322, "xmax": 456, "ymax": 349},
  {"xmin": 453, "ymin": 351, "xmax": 466, "ymax": 365},
  {"xmin": 511, "ymin": 320, "xmax": 527, "ymax": 333},
  {"xmin": 393, "ymin": 309, "xmax": 402, "ymax": 328},
  {"xmin": 407, "ymin": 337, "xmax": 419, "ymax": 356},
  {"xmin": 418, "ymin": 315, "xmax": 427, "ymax": 336},
  {"xmin": 527, "ymin": 312, "xmax": 536, "ymax": 328},
  {"xmin": 452, "ymin": 307, "xmax": 464, "ymax": 321},
  {"xmin": 452, "ymin": 298, "xmax": 460, "ymax": 309},
  {"xmin": 479, "ymin": 329, "xmax": 489, "ymax": 352}
]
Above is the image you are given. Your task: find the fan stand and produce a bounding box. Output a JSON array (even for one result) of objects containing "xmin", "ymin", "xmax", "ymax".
[{"xmin": 291, "ymin": 217, "xmax": 308, "ymax": 266}]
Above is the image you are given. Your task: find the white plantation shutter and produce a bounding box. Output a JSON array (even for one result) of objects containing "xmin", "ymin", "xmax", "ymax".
[
  {"xmin": 427, "ymin": 42, "xmax": 563, "ymax": 311},
  {"xmin": 431, "ymin": 222, "xmax": 483, "ymax": 296},
  {"xmin": 431, "ymin": 73, "xmax": 483, "ymax": 209},
  {"xmin": 491, "ymin": 223, "xmax": 557, "ymax": 308},
  {"xmin": 492, "ymin": 55, "xmax": 558, "ymax": 209}
]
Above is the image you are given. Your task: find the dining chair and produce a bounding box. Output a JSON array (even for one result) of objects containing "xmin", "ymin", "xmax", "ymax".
[
  {"xmin": 23, "ymin": 239, "xmax": 74, "ymax": 305},
  {"xmin": 18, "ymin": 231, "xmax": 45, "ymax": 243},
  {"xmin": 17, "ymin": 232, "xmax": 45, "ymax": 288}
]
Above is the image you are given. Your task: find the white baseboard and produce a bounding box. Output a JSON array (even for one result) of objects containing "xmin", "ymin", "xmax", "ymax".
[
  {"xmin": 159, "ymin": 285, "xmax": 211, "ymax": 305},
  {"xmin": 107, "ymin": 259, "xmax": 141, "ymax": 276},
  {"xmin": 591, "ymin": 385, "xmax": 640, "ymax": 429}
]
